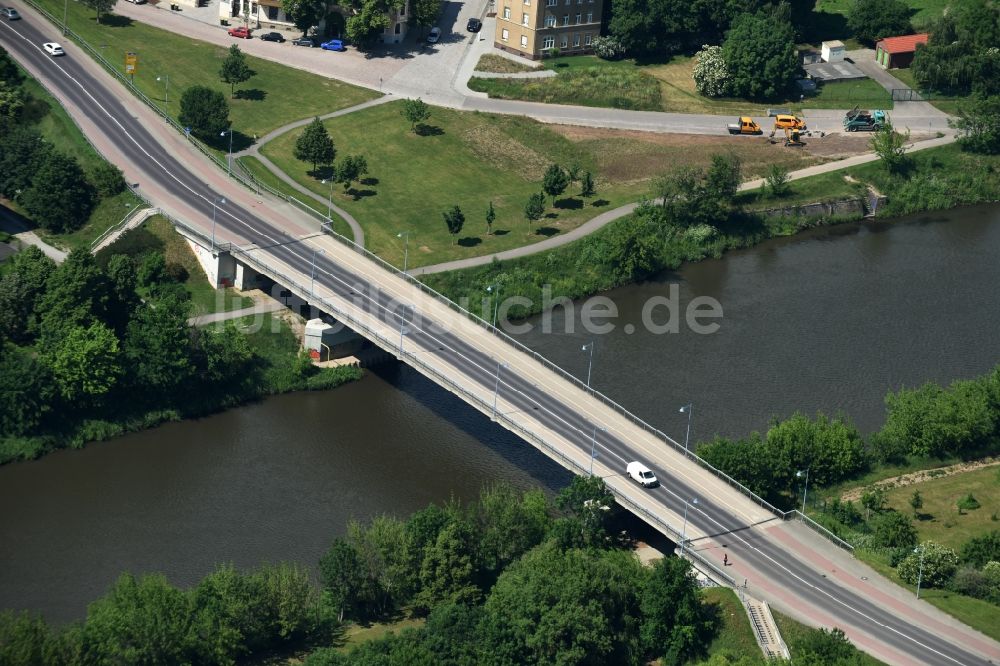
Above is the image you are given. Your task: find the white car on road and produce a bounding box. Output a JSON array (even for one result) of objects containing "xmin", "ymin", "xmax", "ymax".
[
  {"xmin": 43, "ymin": 42, "xmax": 65, "ymax": 56},
  {"xmin": 626, "ymin": 461, "xmax": 659, "ymax": 488},
  {"xmin": 426, "ymin": 27, "xmax": 441, "ymax": 43}
]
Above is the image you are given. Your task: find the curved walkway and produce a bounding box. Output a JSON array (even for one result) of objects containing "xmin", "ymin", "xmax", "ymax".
[{"xmin": 410, "ymin": 133, "xmax": 957, "ymax": 275}]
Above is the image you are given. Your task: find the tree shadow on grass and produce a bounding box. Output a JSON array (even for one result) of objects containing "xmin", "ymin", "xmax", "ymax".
[
  {"xmin": 493, "ymin": 229, "xmax": 510, "ymax": 236},
  {"xmin": 591, "ymin": 199, "xmax": 610, "ymax": 207},
  {"xmin": 206, "ymin": 130, "xmax": 254, "ymax": 153},
  {"xmin": 554, "ymin": 197, "xmax": 583, "ymax": 210},
  {"xmin": 310, "ymin": 165, "xmax": 336, "ymax": 180},
  {"xmin": 915, "ymin": 512, "xmax": 934, "ymax": 522},
  {"xmin": 96, "ymin": 14, "xmax": 133, "ymax": 28},
  {"xmin": 235, "ymin": 88, "xmax": 267, "ymax": 101},
  {"xmin": 458, "ymin": 236, "xmax": 482, "ymax": 247},
  {"xmin": 347, "ymin": 188, "xmax": 377, "ymax": 200},
  {"xmin": 361, "ymin": 176, "xmax": 379, "ymax": 186},
  {"xmin": 535, "ymin": 227, "xmax": 560, "ymax": 237},
  {"xmin": 414, "ymin": 123, "xmax": 444, "ymax": 136}
]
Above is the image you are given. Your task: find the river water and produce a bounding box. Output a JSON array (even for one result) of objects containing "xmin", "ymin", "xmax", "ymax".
[{"xmin": 2, "ymin": 205, "xmax": 998, "ymax": 623}]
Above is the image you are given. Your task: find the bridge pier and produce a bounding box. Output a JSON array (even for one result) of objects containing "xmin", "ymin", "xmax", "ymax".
[{"xmin": 178, "ymin": 228, "xmax": 237, "ymax": 288}]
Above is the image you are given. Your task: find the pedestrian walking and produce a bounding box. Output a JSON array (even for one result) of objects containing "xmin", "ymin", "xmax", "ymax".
[{"xmin": 723, "ymin": 553, "xmax": 729, "ymax": 566}]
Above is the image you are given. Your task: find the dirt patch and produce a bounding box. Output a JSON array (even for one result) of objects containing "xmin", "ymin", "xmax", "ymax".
[
  {"xmin": 840, "ymin": 457, "xmax": 1000, "ymax": 502},
  {"xmin": 462, "ymin": 124, "xmax": 549, "ymax": 182},
  {"xmin": 475, "ymin": 54, "xmax": 539, "ymax": 74}
]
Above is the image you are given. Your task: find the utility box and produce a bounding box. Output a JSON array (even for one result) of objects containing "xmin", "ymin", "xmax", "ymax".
[
  {"xmin": 304, "ymin": 318, "xmax": 363, "ymax": 361},
  {"xmin": 821, "ymin": 40, "xmax": 845, "ymax": 63}
]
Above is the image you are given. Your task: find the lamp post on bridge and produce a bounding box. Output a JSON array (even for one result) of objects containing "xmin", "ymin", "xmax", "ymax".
[
  {"xmin": 581, "ymin": 341, "xmax": 594, "ymax": 388},
  {"xmin": 211, "ymin": 196, "xmax": 226, "ymax": 255},
  {"xmin": 220, "ymin": 129, "xmax": 234, "ymax": 176},
  {"xmin": 309, "ymin": 248, "xmax": 325, "ymax": 297},
  {"xmin": 397, "ymin": 231, "xmax": 411, "ymax": 275},
  {"xmin": 492, "ymin": 361, "xmax": 509, "ymax": 421},
  {"xmin": 796, "ymin": 468, "xmax": 810, "ymax": 515},
  {"xmin": 589, "ymin": 425, "xmax": 606, "ymax": 476},
  {"xmin": 679, "ymin": 403, "xmax": 693, "ymax": 451},
  {"xmin": 486, "ymin": 284, "xmax": 502, "ymax": 329},
  {"xmin": 680, "ymin": 497, "xmax": 698, "ymax": 557}
]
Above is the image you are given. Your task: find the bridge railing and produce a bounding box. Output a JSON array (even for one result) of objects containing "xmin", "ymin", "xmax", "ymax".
[{"xmin": 29, "ymin": 0, "xmax": 851, "ymax": 554}]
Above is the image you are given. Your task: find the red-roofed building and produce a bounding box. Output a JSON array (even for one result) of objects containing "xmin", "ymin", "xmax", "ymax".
[{"xmin": 875, "ymin": 33, "xmax": 930, "ymax": 69}]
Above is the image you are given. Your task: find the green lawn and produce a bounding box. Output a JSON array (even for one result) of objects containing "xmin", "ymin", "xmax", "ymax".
[
  {"xmin": 691, "ymin": 588, "xmax": 761, "ymax": 664},
  {"xmin": 816, "ymin": 0, "xmax": 949, "ymax": 29},
  {"xmin": 882, "ymin": 466, "xmax": 1000, "ymax": 551},
  {"xmin": 260, "ymin": 101, "xmax": 822, "ymax": 268},
  {"xmin": 98, "ymin": 215, "xmax": 253, "ymax": 316},
  {"xmin": 28, "ymin": 0, "xmax": 377, "ymax": 145},
  {"xmin": 471, "ymin": 55, "xmax": 893, "ymax": 115},
  {"xmin": 772, "ymin": 610, "xmax": 887, "ymax": 665},
  {"xmin": 236, "ymin": 156, "xmax": 354, "ymax": 240},
  {"xmin": 337, "ymin": 617, "xmax": 427, "ymax": 651}
]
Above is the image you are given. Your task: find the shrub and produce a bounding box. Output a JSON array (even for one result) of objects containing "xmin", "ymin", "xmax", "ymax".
[
  {"xmin": 869, "ymin": 510, "xmax": 917, "ymax": 549},
  {"xmin": 765, "ymin": 164, "xmax": 791, "ymax": 196},
  {"xmin": 591, "ymin": 35, "xmax": 625, "ymax": 60},
  {"xmin": 91, "ymin": 162, "xmax": 127, "ymax": 198},
  {"xmin": 692, "ymin": 45, "xmax": 729, "ymax": 97},
  {"xmin": 897, "ymin": 541, "xmax": 959, "ymax": 588},
  {"xmin": 960, "ymin": 531, "xmax": 1000, "ymax": 568},
  {"xmin": 165, "ymin": 262, "xmax": 189, "ymax": 283},
  {"xmin": 957, "ymin": 493, "xmax": 981, "ymax": 512}
]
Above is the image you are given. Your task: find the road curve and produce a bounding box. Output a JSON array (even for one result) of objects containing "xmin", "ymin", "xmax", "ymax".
[{"xmin": 2, "ymin": 9, "xmax": 998, "ymax": 666}]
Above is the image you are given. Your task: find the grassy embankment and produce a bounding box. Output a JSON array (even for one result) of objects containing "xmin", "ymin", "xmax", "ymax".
[
  {"xmin": 815, "ymin": 465, "xmax": 1000, "ymax": 641},
  {"xmin": 260, "ymin": 100, "xmax": 825, "ymax": 268},
  {"xmin": 469, "ymin": 54, "xmax": 894, "ymax": 115},
  {"xmin": 2, "ymin": 73, "xmax": 144, "ymax": 252},
  {"xmin": 422, "ymin": 143, "xmax": 1000, "ymax": 319},
  {"xmin": 474, "ymin": 54, "xmax": 540, "ymax": 73}
]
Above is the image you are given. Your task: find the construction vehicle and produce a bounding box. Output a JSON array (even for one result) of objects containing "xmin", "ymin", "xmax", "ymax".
[
  {"xmin": 727, "ymin": 117, "xmax": 762, "ymax": 135},
  {"xmin": 768, "ymin": 126, "xmax": 805, "ymax": 146},
  {"xmin": 773, "ymin": 114, "xmax": 807, "ymax": 131},
  {"xmin": 843, "ymin": 106, "xmax": 888, "ymax": 132}
]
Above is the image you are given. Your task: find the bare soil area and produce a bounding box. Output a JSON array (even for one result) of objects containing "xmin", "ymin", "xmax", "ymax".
[{"xmin": 841, "ymin": 457, "xmax": 1000, "ymax": 502}]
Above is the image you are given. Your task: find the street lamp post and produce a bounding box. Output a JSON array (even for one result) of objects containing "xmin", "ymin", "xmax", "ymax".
[
  {"xmin": 680, "ymin": 497, "xmax": 699, "ymax": 556},
  {"xmin": 397, "ymin": 304, "xmax": 412, "ymax": 357},
  {"xmin": 589, "ymin": 425, "xmax": 606, "ymax": 476},
  {"xmin": 491, "ymin": 361, "xmax": 509, "ymax": 421},
  {"xmin": 211, "ymin": 197, "xmax": 226, "ymax": 254},
  {"xmin": 309, "ymin": 248, "xmax": 325, "ymax": 297},
  {"xmin": 397, "ymin": 231, "xmax": 410, "ymax": 275},
  {"xmin": 581, "ymin": 342, "xmax": 594, "ymax": 388},
  {"xmin": 486, "ymin": 284, "xmax": 502, "ymax": 329},
  {"xmin": 156, "ymin": 75, "xmax": 169, "ymax": 109},
  {"xmin": 796, "ymin": 469, "xmax": 810, "ymax": 515},
  {"xmin": 220, "ymin": 130, "xmax": 234, "ymax": 176},
  {"xmin": 62, "ymin": 0, "xmax": 69, "ymax": 34},
  {"xmin": 914, "ymin": 545, "xmax": 926, "ymax": 599},
  {"xmin": 679, "ymin": 403, "xmax": 693, "ymax": 451},
  {"xmin": 321, "ymin": 178, "xmax": 334, "ymax": 222}
]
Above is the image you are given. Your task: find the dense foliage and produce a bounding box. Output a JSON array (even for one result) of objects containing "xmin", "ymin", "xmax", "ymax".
[
  {"xmin": 179, "ymin": 85, "xmax": 231, "ymax": 140},
  {"xmin": 912, "ymin": 0, "xmax": 1000, "ymax": 96},
  {"xmin": 847, "ymin": 0, "xmax": 911, "ymax": 45},
  {"xmin": 721, "ymin": 8, "xmax": 799, "ymax": 100},
  {"xmin": 954, "ymin": 95, "xmax": 1000, "ymax": 155}
]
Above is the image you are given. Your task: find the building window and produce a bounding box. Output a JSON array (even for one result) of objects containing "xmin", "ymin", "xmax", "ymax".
[
  {"xmin": 503, "ymin": 6, "xmax": 510, "ymax": 18},
  {"xmin": 575, "ymin": 12, "xmax": 580, "ymax": 22},
  {"xmin": 562, "ymin": 14, "xmax": 569, "ymax": 24},
  {"xmin": 560, "ymin": 35, "xmax": 568, "ymax": 47},
  {"xmin": 399, "ymin": 3, "xmax": 404, "ymax": 15},
  {"xmin": 586, "ymin": 11, "xmax": 592, "ymax": 21},
  {"xmin": 501, "ymin": 28, "xmax": 509, "ymax": 41},
  {"xmin": 547, "ymin": 0, "xmax": 556, "ymax": 5},
  {"xmin": 521, "ymin": 34, "xmax": 529, "ymax": 47},
  {"xmin": 584, "ymin": 33, "xmax": 592, "ymax": 45},
  {"xmin": 543, "ymin": 36, "xmax": 555, "ymax": 48},
  {"xmin": 522, "ymin": 12, "xmax": 530, "ymax": 24},
  {"xmin": 544, "ymin": 14, "xmax": 555, "ymax": 26},
  {"xmin": 573, "ymin": 33, "xmax": 580, "ymax": 46},
  {"xmin": 394, "ymin": 22, "xmax": 401, "ymax": 33}
]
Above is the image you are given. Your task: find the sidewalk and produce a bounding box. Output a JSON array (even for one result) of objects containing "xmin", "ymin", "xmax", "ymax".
[{"xmin": 0, "ymin": 204, "xmax": 68, "ymax": 263}]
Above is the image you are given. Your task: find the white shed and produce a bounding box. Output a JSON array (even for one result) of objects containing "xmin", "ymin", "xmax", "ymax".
[{"xmin": 821, "ymin": 40, "xmax": 845, "ymax": 63}]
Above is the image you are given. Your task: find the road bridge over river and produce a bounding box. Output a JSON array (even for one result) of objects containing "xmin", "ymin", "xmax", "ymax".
[{"xmin": 3, "ymin": 8, "xmax": 999, "ymax": 664}]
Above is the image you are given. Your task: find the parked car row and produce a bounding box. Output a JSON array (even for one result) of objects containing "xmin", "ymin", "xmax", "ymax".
[{"xmin": 226, "ymin": 26, "xmax": 346, "ymax": 50}]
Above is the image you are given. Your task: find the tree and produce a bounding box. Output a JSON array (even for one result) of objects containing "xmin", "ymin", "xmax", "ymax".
[
  {"xmin": 410, "ymin": 0, "xmax": 443, "ymax": 28},
  {"xmin": 345, "ymin": 0, "xmax": 394, "ymax": 47},
  {"xmin": 847, "ymin": 0, "xmax": 911, "ymax": 45},
  {"xmin": 443, "ymin": 205, "xmax": 465, "ymax": 243},
  {"xmin": 81, "ymin": 0, "xmax": 116, "ymax": 24},
  {"xmin": 860, "ymin": 487, "xmax": 888, "ymax": 517},
  {"xmin": 414, "ymin": 519, "xmax": 480, "ymax": 612},
  {"xmin": 0, "ymin": 80, "xmax": 26, "ymax": 122},
  {"xmin": 198, "ymin": 324, "xmax": 253, "ymax": 384},
  {"xmin": 485, "ymin": 201, "xmax": 496, "ymax": 235},
  {"xmin": 219, "ymin": 44, "xmax": 254, "ymax": 98},
  {"xmin": 335, "ymin": 154, "xmax": 368, "ymax": 194},
  {"xmin": 37, "ymin": 249, "xmax": 114, "ymax": 340},
  {"xmin": 347, "ymin": 515, "xmax": 414, "ymax": 619},
  {"xmin": 178, "ymin": 85, "xmax": 230, "ymax": 141},
  {"xmin": 870, "ymin": 121, "xmax": 910, "ymax": 173},
  {"xmin": 722, "ymin": 10, "xmax": 798, "ymax": 99},
  {"xmin": 693, "ymin": 44, "xmax": 730, "ymax": 97},
  {"xmin": 580, "ymin": 171, "xmax": 596, "ymax": 197},
  {"xmin": 0, "ymin": 125, "xmax": 51, "ymax": 199},
  {"xmin": 282, "ymin": 0, "xmax": 325, "ymax": 36},
  {"xmin": 640, "ymin": 557, "xmax": 714, "ymax": 663},
  {"xmin": 959, "ymin": 531, "xmax": 1000, "ymax": 568},
  {"xmin": 765, "ymin": 164, "xmax": 791, "ymax": 196},
  {"xmin": 91, "ymin": 162, "xmax": 126, "ymax": 198},
  {"xmin": 319, "ymin": 540, "xmax": 363, "ymax": 621},
  {"xmin": 898, "ymin": 541, "xmax": 959, "ymax": 588},
  {"xmin": 45, "ymin": 322, "xmax": 121, "ymax": 403},
  {"xmin": 554, "ymin": 475, "xmax": 616, "ymax": 548},
  {"xmin": 0, "ymin": 347, "xmax": 54, "ymax": 437},
  {"xmin": 953, "ymin": 95, "xmax": 1000, "ymax": 155},
  {"xmin": 912, "ymin": 3, "xmax": 1000, "ymax": 97},
  {"xmin": 0, "ymin": 611, "xmax": 61, "ymax": 666},
  {"xmin": 0, "ymin": 46, "xmax": 24, "ymax": 85},
  {"xmin": 475, "ymin": 483, "xmax": 551, "ymax": 573},
  {"xmin": 524, "ymin": 191, "xmax": 545, "ymax": 225},
  {"xmin": 791, "ymin": 627, "xmax": 862, "ymax": 664},
  {"xmin": 401, "ymin": 97, "xmax": 431, "ymax": 133},
  {"xmin": 870, "ymin": 510, "xmax": 917, "ymax": 549},
  {"xmin": 705, "ymin": 153, "xmax": 742, "ymax": 201},
  {"xmin": 0, "ymin": 246, "xmax": 55, "ymax": 343},
  {"xmin": 294, "ymin": 117, "xmax": 337, "ymax": 174},
  {"xmin": 20, "ymin": 152, "xmax": 95, "ymax": 233},
  {"xmin": 123, "ymin": 296, "xmax": 195, "ymax": 397},
  {"xmin": 909, "ymin": 490, "xmax": 924, "ymax": 517},
  {"xmin": 542, "ymin": 164, "xmax": 569, "ymax": 205}
]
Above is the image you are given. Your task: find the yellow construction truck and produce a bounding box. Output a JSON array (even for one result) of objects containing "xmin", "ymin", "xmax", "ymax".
[{"xmin": 727, "ymin": 117, "xmax": 762, "ymax": 135}]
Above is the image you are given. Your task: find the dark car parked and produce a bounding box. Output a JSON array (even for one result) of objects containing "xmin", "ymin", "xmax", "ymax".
[
  {"xmin": 260, "ymin": 31, "xmax": 285, "ymax": 42},
  {"xmin": 466, "ymin": 17, "xmax": 482, "ymax": 32},
  {"xmin": 292, "ymin": 36, "xmax": 317, "ymax": 47}
]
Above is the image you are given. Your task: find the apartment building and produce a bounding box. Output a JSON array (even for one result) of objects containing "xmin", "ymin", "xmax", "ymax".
[{"xmin": 493, "ymin": 0, "xmax": 605, "ymax": 59}]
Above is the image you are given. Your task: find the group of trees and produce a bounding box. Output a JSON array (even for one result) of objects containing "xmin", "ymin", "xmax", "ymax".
[
  {"xmin": 846, "ymin": 0, "xmax": 912, "ymax": 46},
  {"xmin": 293, "ymin": 118, "xmax": 369, "ymax": 194},
  {"xmin": 0, "ymin": 48, "xmax": 126, "ymax": 234},
  {"xmin": 0, "ymin": 247, "xmax": 256, "ymax": 457},
  {"xmin": 912, "ymin": 0, "xmax": 1000, "ymax": 97},
  {"xmin": 524, "ymin": 163, "xmax": 597, "ymax": 224}
]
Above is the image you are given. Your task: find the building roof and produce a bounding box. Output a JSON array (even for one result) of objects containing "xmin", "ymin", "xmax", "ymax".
[
  {"xmin": 877, "ymin": 33, "xmax": 929, "ymax": 54},
  {"xmin": 822, "ymin": 40, "xmax": 845, "ymax": 49}
]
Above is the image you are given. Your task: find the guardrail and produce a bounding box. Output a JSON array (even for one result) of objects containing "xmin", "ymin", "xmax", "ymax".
[
  {"xmin": 89, "ymin": 201, "xmax": 142, "ymax": 250},
  {"xmin": 26, "ymin": 0, "xmax": 853, "ymax": 554}
]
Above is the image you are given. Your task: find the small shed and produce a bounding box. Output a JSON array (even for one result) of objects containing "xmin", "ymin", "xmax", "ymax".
[
  {"xmin": 875, "ymin": 33, "xmax": 929, "ymax": 69},
  {"xmin": 821, "ymin": 40, "xmax": 845, "ymax": 63}
]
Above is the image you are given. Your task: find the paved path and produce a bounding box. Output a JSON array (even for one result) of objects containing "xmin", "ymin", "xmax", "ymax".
[
  {"xmin": 412, "ymin": 133, "xmax": 957, "ymax": 275},
  {"xmin": 469, "ymin": 68, "xmax": 556, "ymax": 79},
  {"xmin": 0, "ymin": 204, "xmax": 68, "ymax": 263},
  {"xmin": 188, "ymin": 298, "xmax": 284, "ymax": 326}
]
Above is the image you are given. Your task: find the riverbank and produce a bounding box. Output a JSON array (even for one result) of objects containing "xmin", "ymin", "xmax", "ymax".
[{"xmin": 422, "ymin": 143, "xmax": 1000, "ymax": 319}]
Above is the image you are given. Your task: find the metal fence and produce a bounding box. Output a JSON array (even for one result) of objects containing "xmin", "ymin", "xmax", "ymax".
[{"xmin": 26, "ymin": 0, "xmax": 853, "ymax": 554}]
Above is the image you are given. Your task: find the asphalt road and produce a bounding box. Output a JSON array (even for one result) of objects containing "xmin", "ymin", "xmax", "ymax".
[{"xmin": 1, "ymin": 15, "xmax": 995, "ymax": 665}]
